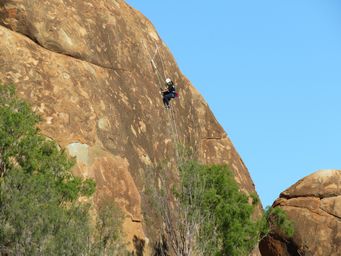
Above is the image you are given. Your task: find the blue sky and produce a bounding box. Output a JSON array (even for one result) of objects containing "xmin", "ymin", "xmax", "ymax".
[{"xmin": 126, "ymin": 0, "xmax": 341, "ymax": 207}]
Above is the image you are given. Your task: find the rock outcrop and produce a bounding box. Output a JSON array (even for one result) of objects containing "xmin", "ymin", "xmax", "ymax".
[
  {"xmin": 0, "ymin": 0, "xmax": 260, "ymax": 253},
  {"xmin": 260, "ymin": 170, "xmax": 341, "ymax": 256}
]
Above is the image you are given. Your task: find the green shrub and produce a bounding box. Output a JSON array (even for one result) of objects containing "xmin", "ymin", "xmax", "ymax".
[
  {"xmin": 0, "ymin": 84, "xmax": 123, "ymax": 255},
  {"xmin": 151, "ymin": 159, "xmax": 262, "ymax": 256},
  {"xmin": 178, "ymin": 161, "xmax": 260, "ymax": 256},
  {"xmin": 261, "ymin": 206, "xmax": 295, "ymax": 238},
  {"xmin": 90, "ymin": 199, "xmax": 128, "ymax": 256}
]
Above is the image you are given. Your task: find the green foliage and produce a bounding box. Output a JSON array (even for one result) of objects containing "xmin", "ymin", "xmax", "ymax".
[
  {"xmin": 262, "ymin": 206, "xmax": 295, "ymax": 238},
  {"xmin": 90, "ymin": 199, "xmax": 128, "ymax": 256},
  {"xmin": 177, "ymin": 161, "xmax": 260, "ymax": 256},
  {"xmin": 0, "ymin": 84, "xmax": 118, "ymax": 255}
]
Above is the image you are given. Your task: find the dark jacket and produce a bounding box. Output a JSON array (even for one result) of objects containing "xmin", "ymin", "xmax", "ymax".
[{"xmin": 163, "ymin": 83, "xmax": 176, "ymax": 96}]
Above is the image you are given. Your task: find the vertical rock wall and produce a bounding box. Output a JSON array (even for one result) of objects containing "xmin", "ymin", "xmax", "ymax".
[{"xmin": 0, "ymin": 0, "xmax": 261, "ymax": 252}]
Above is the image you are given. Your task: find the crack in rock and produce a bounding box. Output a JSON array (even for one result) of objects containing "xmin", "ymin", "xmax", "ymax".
[
  {"xmin": 0, "ymin": 24, "xmax": 130, "ymax": 73},
  {"xmin": 279, "ymin": 203, "xmax": 341, "ymax": 221},
  {"xmin": 201, "ymin": 137, "xmax": 223, "ymax": 140},
  {"xmin": 280, "ymin": 193, "xmax": 340, "ymax": 200}
]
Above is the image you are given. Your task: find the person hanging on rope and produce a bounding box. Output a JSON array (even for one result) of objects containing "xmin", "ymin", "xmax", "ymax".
[{"xmin": 162, "ymin": 78, "xmax": 178, "ymax": 108}]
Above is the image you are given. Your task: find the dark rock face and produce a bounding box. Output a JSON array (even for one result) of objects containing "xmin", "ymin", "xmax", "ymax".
[
  {"xmin": 0, "ymin": 0, "xmax": 260, "ymax": 252},
  {"xmin": 260, "ymin": 170, "xmax": 341, "ymax": 256}
]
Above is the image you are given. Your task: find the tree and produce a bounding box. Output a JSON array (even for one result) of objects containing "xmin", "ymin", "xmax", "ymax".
[
  {"xmin": 150, "ymin": 159, "xmax": 263, "ymax": 256},
  {"xmin": 181, "ymin": 162, "xmax": 261, "ymax": 256},
  {"xmin": 0, "ymin": 84, "xmax": 97, "ymax": 255},
  {"xmin": 89, "ymin": 199, "xmax": 128, "ymax": 256},
  {"xmin": 156, "ymin": 162, "xmax": 208, "ymax": 256},
  {"xmin": 0, "ymin": 84, "xmax": 130, "ymax": 255}
]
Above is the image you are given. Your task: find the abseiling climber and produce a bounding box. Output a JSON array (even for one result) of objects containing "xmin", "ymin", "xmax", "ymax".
[{"xmin": 162, "ymin": 78, "xmax": 178, "ymax": 108}]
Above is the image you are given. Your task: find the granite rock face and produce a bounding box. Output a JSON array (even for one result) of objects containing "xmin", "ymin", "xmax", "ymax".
[
  {"xmin": 0, "ymin": 0, "xmax": 260, "ymax": 252},
  {"xmin": 260, "ymin": 170, "xmax": 341, "ymax": 256}
]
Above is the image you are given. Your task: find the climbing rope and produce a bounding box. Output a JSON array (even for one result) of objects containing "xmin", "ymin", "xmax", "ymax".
[
  {"xmin": 143, "ymin": 40, "xmax": 181, "ymax": 163},
  {"xmin": 153, "ymin": 43, "xmax": 181, "ymax": 147},
  {"xmin": 169, "ymin": 105, "xmax": 181, "ymax": 163},
  {"xmin": 170, "ymin": 105, "xmax": 180, "ymax": 145},
  {"xmin": 155, "ymin": 43, "xmax": 168, "ymax": 81},
  {"xmin": 143, "ymin": 41, "xmax": 164, "ymax": 90},
  {"xmin": 166, "ymin": 106, "xmax": 179, "ymax": 161}
]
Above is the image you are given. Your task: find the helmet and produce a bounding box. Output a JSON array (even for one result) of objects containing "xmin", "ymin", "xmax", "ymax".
[{"xmin": 166, "ymin": 78, "xmax": 172, "ymax": 85}]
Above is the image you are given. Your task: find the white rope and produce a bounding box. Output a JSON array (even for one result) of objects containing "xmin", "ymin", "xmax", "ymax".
[
  {"xmin": 156, "ymin": 44, "xmax": 168, "ymax": 81},
  {"xmin": 170, "ymin": 106, "xmax": 180, "ymax": 163},
  {"xmin": 167, "ymin": 107, "xmax": 180, "ymax": 164},
  {"xmin": 143, "ymin": 40, "xmax": 181, "ymax": 163},
  {"xmin": 152, "ymin": 44, "xmax": 159, "ymax": 61},
  {"xmin": 143, "ymin": 41, "xmax": 163, "ymax": 90},
  {"xmin": 153, "ymin": 59, "xmax": 166, "ymax": 89},
  {"xmin": 170, "ymin": 105, "xmax": 180, "ymax": 146}
]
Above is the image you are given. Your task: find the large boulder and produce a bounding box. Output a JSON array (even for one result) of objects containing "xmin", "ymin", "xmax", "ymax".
[
  {"xmin": 260, "ymin": 170, "xmax": 341, "ymax": 256},
  {"xmin": 0, "ymin": 0, "xmax": 261, "ymax": 253}
]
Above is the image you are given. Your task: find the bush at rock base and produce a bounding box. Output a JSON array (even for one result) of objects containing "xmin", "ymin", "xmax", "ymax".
[{"xmin": 0, "ymin": 84, "xmax": 126, "ymax": 255}]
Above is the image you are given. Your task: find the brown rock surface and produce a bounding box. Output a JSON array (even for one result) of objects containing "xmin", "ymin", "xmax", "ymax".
[
  {"xmin": 0, "ymin": 0, "xmax": 260, "ymax": 253},
  {"xmin": 260, "ymin": 170, "xmax": 341, "ymax": 256}
]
